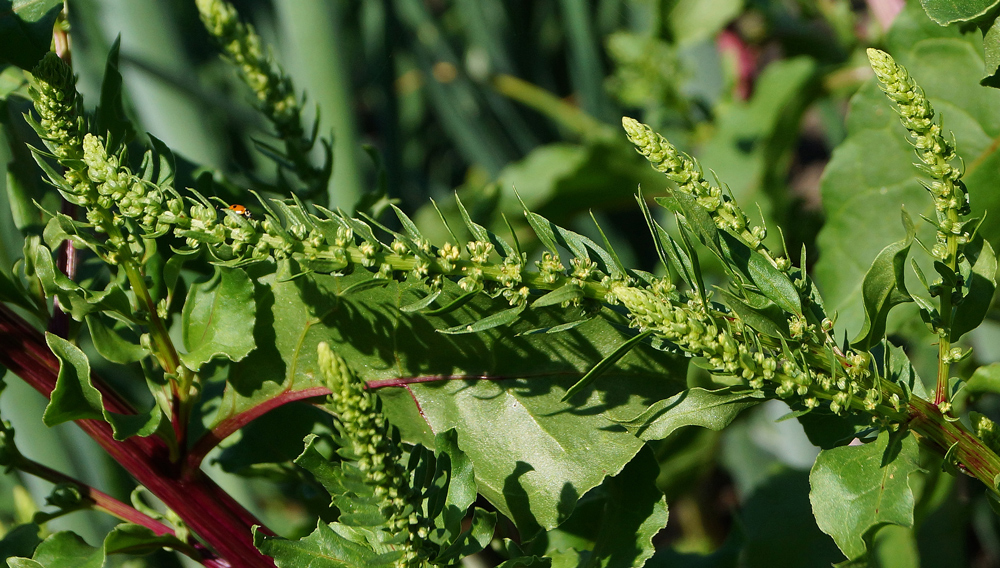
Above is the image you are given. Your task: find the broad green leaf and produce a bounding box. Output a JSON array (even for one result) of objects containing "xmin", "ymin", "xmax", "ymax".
[
  {"xmin": 0, "ymin": 0, "xmax": 63, "ymax": 70},
  {"xmin": 102, "ymin": 524, "xmax": 188, "ymax": 556},
  {"xmin": 221, "ymin": 263, "xmax": 684, "ymax": 539},
  {"xmin": 43, "ymin": 333, "xmax": 160, "ymax": 440},
  {"xmin": 951, "ymin": 234, "xmax": 997, "ymax": 341},
  {"xmin": 816, "ymin": 3, "xmax": 1000, "ymax": 338},
  {"xmin": 850, "ymin": 210, "xmax": 914, "ymax": 351},
  {"xmin": 615, "ymin": 387, "xmax": 760, "ymax": 441},
  {"xmin": 28, "ymin": 531, "xmax": 103, "ymax": 568},
  {"xmin": 966, "ymin": 362, "xmax": 1000, "ymax": 395},
  {"xmin": 434, "ymin": 508, "xmax": 496, "ymax": 564},
  {"xmin": 718, "ymin": 230, "xmax": 801, "ymax": 316},
  {"xmin": 180, "ymin": 266, "xmax": 256, "ymax": 371},
  {"xmin": 919, "ymin": 0, "xmax": 1000, "ymax": 24},
  {"xmin": 253, "ymin": 522, "xmax": 398, "ymax": 568},
  {"xmin": 983, "ymin": 17, "xmax": 1000, "ymax": 87},
  {"xmin": 6, "ymin": 558, "xmax": 44, "ymax": 568},
  {"xmin": 85, "ymin": 315, "xmax": 147, "ymax": 364},
  {"xmin": 217, "ymin": 403, "xmax": 330, "ymax": 476},
  {"xmin": 294, "ymin": 434, "xmax": 345, "ymax": 499},
  {"xmin": 809, "ymin": 430, "xmax": 921, "ymax": 560}
]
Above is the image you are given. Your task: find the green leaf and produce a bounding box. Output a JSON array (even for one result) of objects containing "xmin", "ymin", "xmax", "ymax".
[
  {"xmin": 43, "ymin": 332, "xmax": 161, "ymax": 440},
  {"xmin": 951, "ymin": 233, "xmax": 997, "ymax": 341},
  {"xmin": 432, "ymin": 429, "xmax": 477, "ymax": 538},
  {"xmin": 614, "ymin": 387, "xmax": 759, "ymax": 441},
  {"xmin": 0, "ymin": 0, "xmax": 63, "ymax": 70},
  {"xmin": 102, "ymin": 524, "xmax": 188, "ymax": 556},
  {"xmin": 531, "ymin": 284, "xmax": 585, "ymax": 308},
  {"xmin": 983, "ymin": 17, "xmax": 1000, "ymax": 87},
  {"xmin": 94, "ymin": 36, "xmax": 135, "ymax": 149},
  {"xmin": 0, "ymin": 524, "xmax": 41, "ymax": 561},
  {"xmin": 85, "ymin": 315, "xmax": 146, "ymax": 364},
  {"xmin": 850, "ymin": 210, "xmax": 914, "ymax": 351},
  {"xmin": 180, "ymin": 266, "xmax": 256, "ymax": 372},
  {"xmin": 254, "ymin": 522, "xmax": 398, "ymax": 568},
  {"xmin": 919, "ymin": 0, "xmax": 1000, "ymax": 24},
  {"xmin": 586, "ymin": 447, "xmax": 668, "ymax": 568},
  {"xmin": 434, "ymin": 508, "xmax": 496, "ymax": 564},
  {"xmin": 722, "ymin": 289, "xmax": 792, "ymax": 339},
  {"xmin": 6, "ymin": 558, "xmax": 44, "ymax": 568},
  {"xmin": 439, "ymin": 303, "xmax": 527, "ymax": 335},
  {"xmin": 966, "ymin": 362, "xmax": 1000, "ymax": 395},
  {"xmin": 562, "ymin": 330, "xmax": 652, "ymax": 401},
  {"xmin": 809, "ymin": 430, "xmax": 921, "ymax": 560},
  {"xmin": 28, "ymin": 531, "xmax": 103, "ymax": 568},
  {"xmin": 717, "ymin": 230, "xmax": 801, "ymax": 316}
]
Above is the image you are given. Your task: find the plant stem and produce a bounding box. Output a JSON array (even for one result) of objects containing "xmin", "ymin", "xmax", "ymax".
[{"xmin": 0, "ymin": 303, "xmax": 276, "ymax": 567}]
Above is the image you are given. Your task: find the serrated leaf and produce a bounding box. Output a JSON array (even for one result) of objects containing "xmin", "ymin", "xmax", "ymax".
[
  {"xmin": 0, "ymin": 0, "xmax": 63, "ymax": 70},
  {"xmin": 254, "ymin": 522, "xmax": 398, "ymax": 568},
  {"xmin": 850, "ymin": 210, "xmax": 915, "ymax": 351},
  {"xmin": 43, "ymin": 332, "xmax": 161, "ymax": 440},
  {"xmin": 809, "ymin": 430, "xmax": 921, "ymax": 560},
  {"xmin": 432, "ymin": 429, "xmax": 477, "ymax": 538},
  {"xmin": 28, "ymin": 531, "xmax": 103, "ymax": 568},
  {"xmin": 951, "ymin": 234, "xmax": 997, "ymax": 341},
  {"xmin": 180, "ymin": 266, "xmax": 256, "ymax": 371},
  {"xmin": 613, "ymin": 387, "xmax": 759, "ymax": 441}
]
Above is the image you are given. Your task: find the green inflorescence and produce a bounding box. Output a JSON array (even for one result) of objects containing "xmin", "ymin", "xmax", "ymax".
[
  {"xmin": 195, "ymin": 0, "xmax": 329, "ymax": 195},
  {"xmin": 866, "ymin": 48, "xmax": 970, "ymax": 265},
  {"xmin": 318, "ymin": 343, "xmax": 433, "ymax": 567}
]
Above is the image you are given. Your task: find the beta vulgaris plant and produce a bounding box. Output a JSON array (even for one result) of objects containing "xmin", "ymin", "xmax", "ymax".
[{"xmin": 8, "ymin": 0, "xmax": 1000, "ymax": 566}]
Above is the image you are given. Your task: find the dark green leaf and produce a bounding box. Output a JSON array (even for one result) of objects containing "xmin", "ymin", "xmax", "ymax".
[
  {"xmin": 0, "ymin": 524, "xmax": 41, "ymax": 561},
  {"xmin": 614, "ymin": 387, "xmax": 759, "ymax": 441},
  {"xmin": 809, "ymin": 430, "xmax": 921, "ymax": 560},
  {"xmin": 0, "ymin": 0, "xmax": 63, "ymax": 70},
  {"xmin": 294, "ymin": 434, "xmax": 344, "ymax": 499},
  {"xmin": 94, "ymin": 36, "xmax": 135, "ymax": 149},
  {"xmin": 400, "ymin": 289, "xmax": 442, "ymax": 313},
  {"xmin": 850, "ymin": 210, "xmax": 915, "ymax": 351},
  {"xmin": 722, "ymin": 289, "xmax": 792, "ymax": 339},
  {"xmin": 43, "ymin": 332, "xmax": 161, "ymax": 440},
  {"xmin": 434, "ymin": 508, "xmax": 496, "ymax": 564},
  {"xmin": 718, "ymin": 231, "xmax": 801, "ymax": 316},
  {"xmin": 983, "ymin": 17, "xmax": 1000, "ymax": 87},
  {"xmin": 432, "ymin": 429, "xmax": 477, "ymax": 538},
  {"xmin": 180, "ymin": 266, "xmax": 256, "ymax": 372},
  {"xmin": 951, "ymin": 234, "xmax": 996, "ymax": 341}
]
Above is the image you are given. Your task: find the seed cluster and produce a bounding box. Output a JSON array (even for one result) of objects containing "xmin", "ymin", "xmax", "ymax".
[{"xmin": 318, "ymin": 343, "xmax": 432, "ymax": 567}]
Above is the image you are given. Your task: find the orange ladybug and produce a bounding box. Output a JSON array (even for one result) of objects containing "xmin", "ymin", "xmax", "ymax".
[{"xmin": 228, "ymin": 204, "xmax": 252, "ymax": 219}]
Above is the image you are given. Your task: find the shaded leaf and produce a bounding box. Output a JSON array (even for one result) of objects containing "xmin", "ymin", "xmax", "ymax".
[
  {"xmin": 0, "ymin": 0, "xmax": 63, "ymax": 70},
  {"xmin": 27, "ymin": 531, "xmax": 103, "ymax": 568},
  {"xmin": 951, "ymin": 233, "xmax": 997, "ymax": 341},
  {"xmin": 102, "ymin": 524, "xmax": 188, "ymax": 556}
]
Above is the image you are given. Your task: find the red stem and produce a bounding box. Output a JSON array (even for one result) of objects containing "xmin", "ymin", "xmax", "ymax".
[
  {"xmin": 0, "ymin": 303, "xmax": 276, "ymax": 568},
  {"xmin": 184, "ymin": 386, "xmax": 331, "ymax": 477}
]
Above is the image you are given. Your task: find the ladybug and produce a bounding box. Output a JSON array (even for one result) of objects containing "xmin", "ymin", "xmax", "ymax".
[{"xmin": 228, "ymin": 204, "xmax": 252, "ymax": 219}]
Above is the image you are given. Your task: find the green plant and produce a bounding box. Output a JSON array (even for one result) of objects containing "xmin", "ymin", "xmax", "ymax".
[{"xmin": 5, "ymin": 0, "xmax": 1000, "ymax": 567}]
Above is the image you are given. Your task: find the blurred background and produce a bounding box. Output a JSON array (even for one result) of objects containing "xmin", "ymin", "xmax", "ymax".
[{"xmin": 6, "ymin": 0, "xmax": 998, "ymax": 566}]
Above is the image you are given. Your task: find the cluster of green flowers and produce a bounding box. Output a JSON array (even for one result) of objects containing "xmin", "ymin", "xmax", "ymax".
[
  {"xmin": 317, "ymin": 343, "xmax": 433, "ymax": 567},
  {"xmin": 866, "ymin": 49, "xmax": 970, "ymax": 266},
  {"xmin": 621, "ymin": 116, "xmax": 771, "ymax": 260},
  {"xmin": 195, "ymin": 0, "xmax": 328, "ymax": 194}
]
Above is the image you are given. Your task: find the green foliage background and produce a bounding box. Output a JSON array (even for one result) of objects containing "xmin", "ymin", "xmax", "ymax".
[{"xmin": 5, "ymin": 0, "xmax": 1000, "ymax": 566}]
